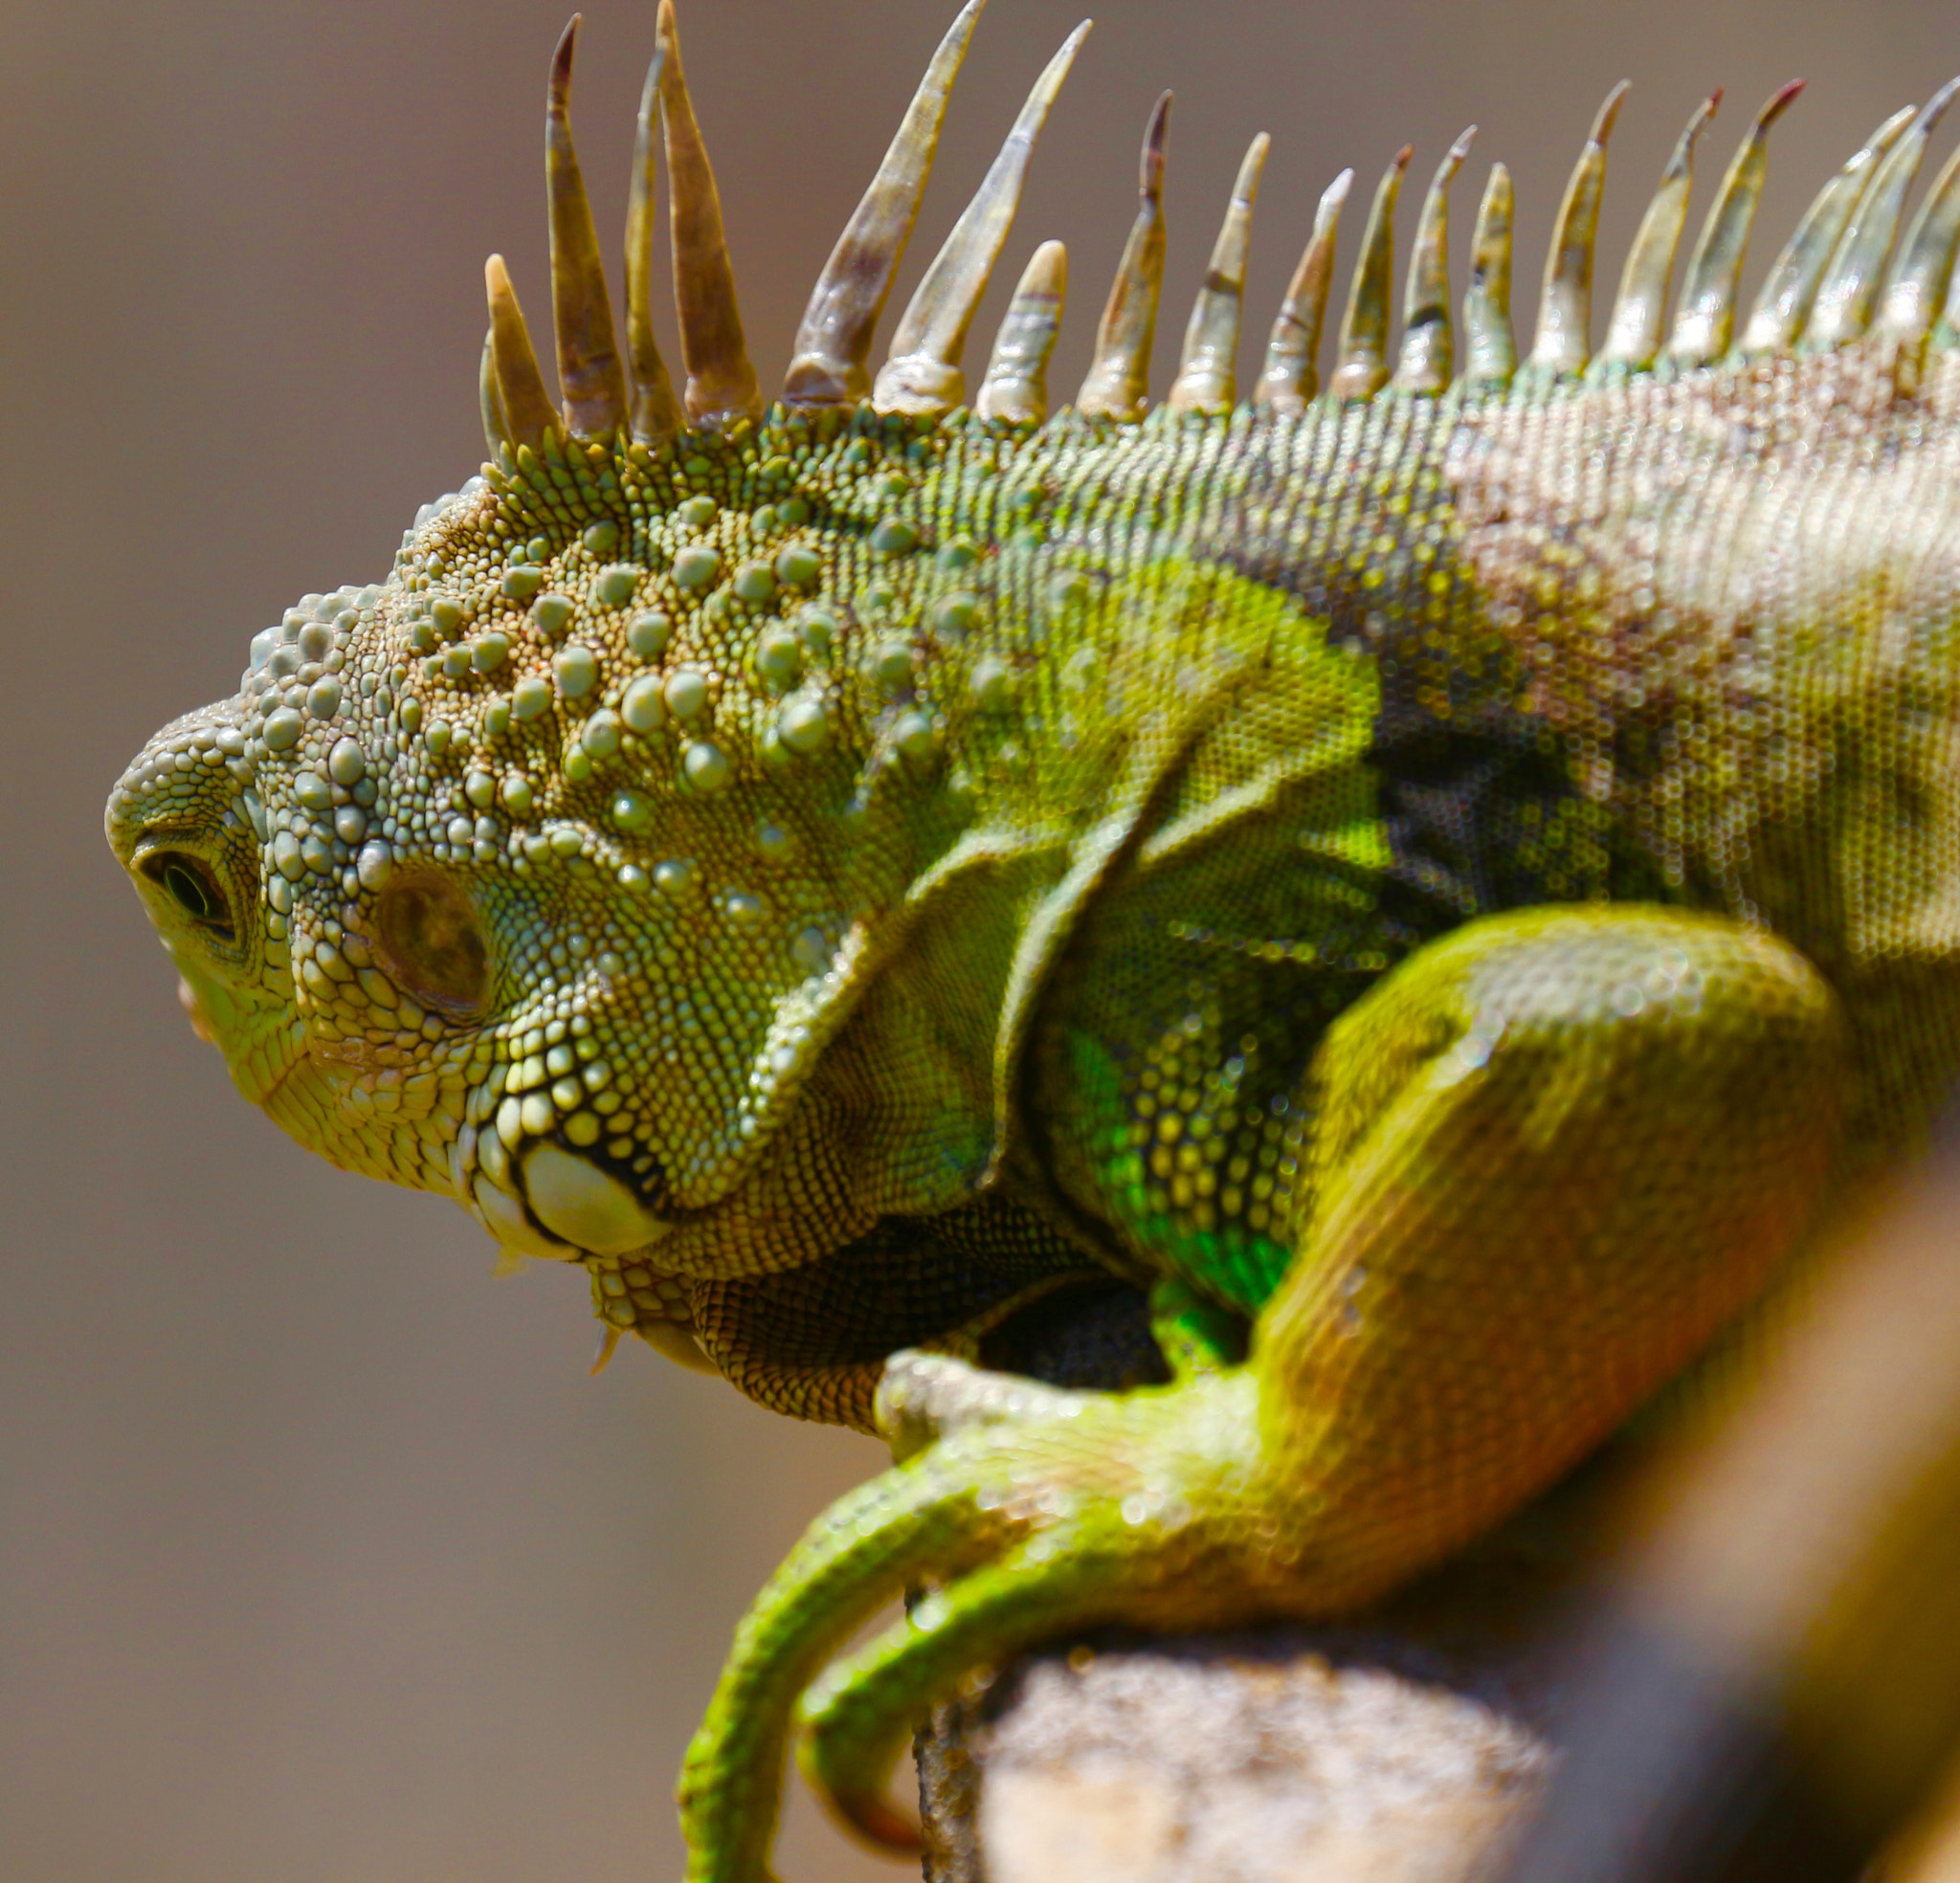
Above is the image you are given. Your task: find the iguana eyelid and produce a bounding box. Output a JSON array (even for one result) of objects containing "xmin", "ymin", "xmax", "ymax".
[{"xmin": 139, "ymin": 850, "xmax": 234, "ymax": 938}]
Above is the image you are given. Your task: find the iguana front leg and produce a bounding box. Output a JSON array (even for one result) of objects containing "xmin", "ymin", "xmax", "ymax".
[{"xmin": 678, "ymin": 907, "xmax": 1847, "ymax": 1882}]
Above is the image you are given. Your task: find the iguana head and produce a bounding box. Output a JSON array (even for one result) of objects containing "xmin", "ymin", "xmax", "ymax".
[{"xmin": 104, "ymin": 0, "xmax": 1121, "ymax": 1362}]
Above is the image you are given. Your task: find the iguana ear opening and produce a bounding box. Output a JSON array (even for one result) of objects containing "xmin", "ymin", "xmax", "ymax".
[{"xmin": 370, "ymin": 875, "xmax": 490, "ymax": 1018}]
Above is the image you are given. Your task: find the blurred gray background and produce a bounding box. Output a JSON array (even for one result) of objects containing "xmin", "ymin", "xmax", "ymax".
[{"xmin": 2, "ymin": 0, "xmax": 1953, "ymax": 1877}]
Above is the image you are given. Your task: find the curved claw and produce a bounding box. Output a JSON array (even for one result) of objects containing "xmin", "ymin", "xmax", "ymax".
[
  {"xmin": 796, "ymin": 1524, "xmax": 1127, "ymax": 1849},
  {"xmin": 677, "ymin": 1435, "xmax": 1018, "ymax": 1880}
]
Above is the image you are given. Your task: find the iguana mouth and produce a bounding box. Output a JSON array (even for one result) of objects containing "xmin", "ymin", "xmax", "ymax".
[{"xmin": 473, "ymin": 1137, "xmax": 714, "ymax": 1375}]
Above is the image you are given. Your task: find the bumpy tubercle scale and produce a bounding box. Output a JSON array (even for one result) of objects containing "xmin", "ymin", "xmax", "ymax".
[
  {"xmin": 105, "ymin": 387, "xmax": 1437, "ymax": 1356},
  {"xmin": 107, "ymin": 0, "xmax": 1960, "ymax": 1399}
]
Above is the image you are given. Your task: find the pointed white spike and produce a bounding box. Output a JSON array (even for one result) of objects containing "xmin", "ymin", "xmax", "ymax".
[
  {"xmin": 1255, "ymin": 167, "xmax": 1352, "ymax": 413},
  {"xmin": 976, "ymin": 240, "xmax": 1068, "ymax": 422},
  {"xmin": 1526, "ymin": 81, "xmax": 1631, "ymax": 380},
  {"xmin": 1167, "ymin": 133, "xmax": 1271, "ymax": 413},
  {"xmin": 784, "ymin": 0, "xmax": 990, "ymax": 407},
  {"xmin": 873, "ymin": 21, "xmax": 1091, "ymax": 416}
]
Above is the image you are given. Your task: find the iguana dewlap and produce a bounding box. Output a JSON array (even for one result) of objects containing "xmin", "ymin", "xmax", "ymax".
[{"xmin": 107, "ymin": 4, "xmax": 1960, "ymax": 1876}]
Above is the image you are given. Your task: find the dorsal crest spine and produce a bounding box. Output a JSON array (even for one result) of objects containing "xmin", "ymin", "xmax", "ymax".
[{"xmin": 479, "ymin": 5, "xmax": 1960, "ymax": 473}]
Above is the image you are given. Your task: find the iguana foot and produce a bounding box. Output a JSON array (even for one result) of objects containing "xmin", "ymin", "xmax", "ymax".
[{"xmin": 676, "ymin": 1355, "xmax": 1279, "ymax": 1881}]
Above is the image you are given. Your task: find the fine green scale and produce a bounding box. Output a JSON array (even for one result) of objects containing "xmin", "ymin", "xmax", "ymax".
[
  {"xmin": 1036, "ymin": 887, "xmax": 1392, "ymax": 1316},
  {"xmin": 1022, "ymin": 559, "xmax": 1396, "ymax": 1315}
]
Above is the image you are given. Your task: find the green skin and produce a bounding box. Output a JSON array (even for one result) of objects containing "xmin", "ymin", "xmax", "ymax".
[{"xmin": 109, "ymin": 329, "xmax": 1960, "ymax": 1878}]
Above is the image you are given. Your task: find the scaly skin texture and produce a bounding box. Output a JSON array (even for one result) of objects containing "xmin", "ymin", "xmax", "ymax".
[{"xmin": 105, "ymin": 12, "xmax": 1960, "ymax": 1875}]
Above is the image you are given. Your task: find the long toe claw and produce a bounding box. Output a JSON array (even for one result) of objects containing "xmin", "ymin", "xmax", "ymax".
[
  {"xmin": 679, "ymin": 1369, "xmax": 1267, "ymax": 1882},
  {"xmin": 677, "ymin": 1443, "xmax": 1021, "ymax": 1881}
]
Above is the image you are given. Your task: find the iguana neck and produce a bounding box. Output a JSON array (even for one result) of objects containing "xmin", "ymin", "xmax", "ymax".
[{"xmin": 666, "ymin": 402, "xmax": 1461, "ymax": 1272}]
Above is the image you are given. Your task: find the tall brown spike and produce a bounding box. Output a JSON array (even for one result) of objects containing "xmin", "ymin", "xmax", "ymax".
[
  {"xmin": 1594, "ymin": 91, "xmax": 1719, "ymax": 373},
  {"xmin": 1878, "ymin": 142, "xmax": 1960, "ymax": 344},
  {"xmin": 1666, "ymin": 79, "xmax": 1803, "ymax": 367},
  {"xmin": 1079, "ymin": 92, "xmax": 1171, "ymax": 421},
  {"xmin": 976, "ymin": 240, "xmax": 1067, "ymax": 422},
  {"xmin": 1805, "ymin": 78, "xmax": 1960, "ymax": 350},
  {"xmin": 1740, "ymin": 104, "xmax": 1916, "ymax": 356},
  {"xmin": 1254, "ymin": 167, "xmax": 1352, "ymax": 414},
  {"xmin": 657, "ymin": 0, "xmax": 761, "ymax": 428},
  {"xmin": 479, "ymin": 329, "xmax": 512, "ymax": 457},
  {"xmin": 546, "ymin": 17, "xmax": 630, "ymax": 438},
  {"xmin": 784, "ymin": 0, "xmax": 988, "ymax": 408},
  {"xmin": 624, "ymin": 45, "xmax": 682, "ymax": 443},
  {"xmin": 1392, "ymin": 126, "xmax": 1475, "ymax": 394},
  {"xmin": 874, "ymin": 21, "xmax": 1090, "ymax": 416},
  {"xmin": 1167, "ymin": 132, "xmax": 1271, "ymax": 413},
  {"xmin": 1936, "ymin": 184, "xmax": 1960, "ymax": 343},
  {"xmin": 1526, "ymin": 81, "xmax": 1631, "ymax": 380},
  {"xmin": 1460, "ymin": 163, "xmax": 1517, "ymax": 387},
  {"xmin": 1329, "ymin": 147, "xmax": 1411, "ymax": 402},
  {"xmin": 484, "ymin": 254, "xmax": 559, "ymax": 448}
]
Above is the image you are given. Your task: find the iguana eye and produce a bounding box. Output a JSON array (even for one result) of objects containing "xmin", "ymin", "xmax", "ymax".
[
  {"xmin": 143, "ymin": 852, "xmax": 234, "ymax": 940},
  {"xmin": 372, "ymin": 876, "xmax": 489, "ymax": 1015}
]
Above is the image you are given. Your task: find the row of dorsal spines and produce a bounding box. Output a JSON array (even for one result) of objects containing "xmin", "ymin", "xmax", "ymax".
[{"xmin": 479, "ymin": 2, "xmax": 1960, "ymax": 457}]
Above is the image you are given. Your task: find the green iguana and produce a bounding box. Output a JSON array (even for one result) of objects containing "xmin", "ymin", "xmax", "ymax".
[{"xmin": 104, "ymin": 2, "xmax": 1960, "ymax": 1874}]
